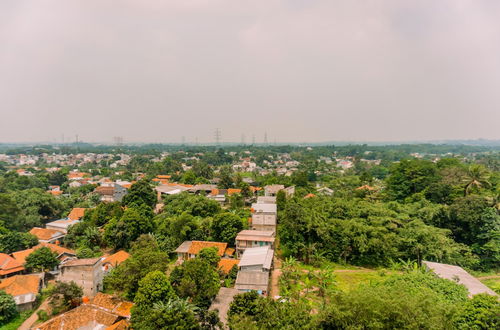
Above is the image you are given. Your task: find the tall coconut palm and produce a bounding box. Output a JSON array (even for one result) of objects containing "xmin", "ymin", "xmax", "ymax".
[{"xmin": 463, "ymin": 164, "xmax": 491, "ymax": 196}]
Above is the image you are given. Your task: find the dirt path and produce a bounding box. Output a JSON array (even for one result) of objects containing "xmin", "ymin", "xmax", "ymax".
[
  {"xmin": 270, "ymin": 257, "xmax": 282, "ymax": 298},
  {"xmin": 18, "ymin": 299, "xmax": 50, "ymax": 330},
  {"xmin": 477, "ymin": 275, "xmax": 500, "ymax": 280}
]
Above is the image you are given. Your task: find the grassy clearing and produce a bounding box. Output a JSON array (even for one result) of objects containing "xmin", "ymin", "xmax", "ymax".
[
  {"xmin": 278, "ymin": 260, "xmax": 396, "ymax": 308},
  {"xmin": 0, "ymin": 311, "xmax": 32, "ymax": 330},
  {"xmin": 480, "ymin": 277, "xmax": 500, "ymax": 294}
]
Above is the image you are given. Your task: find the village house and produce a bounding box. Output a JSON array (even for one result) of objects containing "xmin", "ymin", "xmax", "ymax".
[
  {"xmin": 235, "ymin": 271, "xmax": 270, "ymax": 296},
  {"xmin": 251, "ymin": 203, "xmax": 277, "ymax": 232},
  {"xmin": 29, "ymin": 227, "xmax": 66, "ymax": 244},
  {"xmin": 12, "ymin": 243, "xmax": 76, "ymax": 267},
  {"xmin": 174, "ymin": 241, "xmax": 228, "ymax": 261},
  {"xmin": 257, "ymin": 196, "xmax": 276, "ymax": 204},
  {"xmin": 102, "ymin": 250, "xmax": 130, "ymax": 273},
  {"xmin": 95, "ymin": 183, "xmax": 128, "ymax": 202},
  {"xmin": 35, "ymin": 292, "xmax": 133, "ymax": 330},
  {"xmin": 238, "ymin": 246, "xmax": 274, "ymax": 273},
  {"xmin": 264, "ymin": 184, "xmax": 284, "ymax": 196},
  {"xmin": 59, "ymin": 258, "xmax": 104, "ymax": 297},
  {"xmin": 0, "ymin": 274, "xmax": 41, "ymax": 311},
  {"xmin": 235, "ymin": 230, "xmax": 275, "ymax": 257},
  {"xmin": 0, "ymin": 253, "xmax": 24, "ymax": 278}
]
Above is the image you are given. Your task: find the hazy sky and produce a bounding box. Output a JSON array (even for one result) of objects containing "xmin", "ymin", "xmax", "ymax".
[{"xmin": 1, "ymin": 0, "xmax": 500, "ymax": 144}]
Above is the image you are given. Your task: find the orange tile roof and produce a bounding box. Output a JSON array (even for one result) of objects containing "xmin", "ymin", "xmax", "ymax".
[
  {"xmin": 49, "ymin": 190, "xmax": 63, "ymax": 196},
  {"xmin": 119, "ymin": 183, "xmax": 132, "ymax": 189},
  {"xmin": 91, "ymin": 293, "xmax": 133, "ymax": 318},
  {"xmin": 103, "ymin": 251, "xmax": 130, "ymax": 267},
  {"xmin": 304, "ymin": 193, "xmax": 316, "ymax": 199},
  {"xmin": 0, "ymin": 275, "xmax": 40, "ymax": 296},
  {"xmin": 356, "ymin": 185, "xmax": 376, "ymax": 191},
  {"xmin": 157, "ymin": 175, "xmax": 171, "ymax": 179},
  {"xmin": 37, "ymin": 304, "xmax": 121, "ymax": 330},
  {"xmin": 218, "ymin": 259, "xmax": 239, "ymax": 274},
  {"xmin": 68, "ymin": 208, "xmax": 86, "ymax": 220},
  {"xmin": 68, "ymin": 172, "xmax": 89, "ymax": 179},
  {"xmin": 106, "ymin": 319, "xmax": 130, "ymax": 330},
  {"xmin": 187, "ymin": 241, "xmax": 227, "ymax": 256},
  {"xmin": 0, "ymin": 253, "xmax": 25, "ymax": 276},
  {"xmin": 29, "ymin": 227, "xmax": 65, "ymax": 241},
  {"xmin": 225, "ymin": 248, "xmax": 235, "ymax": 256},
  {"xmin": 227, "ymin": 189, "xmax": 242, "ymax": 195},
  {"xmin": 114, "ymin": 301, "xmax": 133, "ymax": 318},
  {"xmin": 12, "ymin": 243, "xmax": 75, "ymax": 264},
  {"xmin": 210, "ymin": 189, "xmax": 219, "ymax": 196},
  {"xmin": 250, "ymin": 186, "xmax": 262, "ymax": 192}
]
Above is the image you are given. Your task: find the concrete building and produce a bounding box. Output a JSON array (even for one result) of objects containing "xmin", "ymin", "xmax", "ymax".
[
  {"xmin": 238, "ymin": 246, "xmax": 274, "ymax": 273},
  {"xmin": 29, "ymin": 227, "xmax": 66, "ymax": 244},
  {"xmin": 59, "ymin": 258, "xmax": 104, "ymax": 297},
  {"xmin": 251, "ymin": 203, "xmax": 277, "ymax": 232},
  {"xmin": 174, "ymin": 241, "xmax": 228, "ymax": 261},
  {"xmin": 235, "ymin": 230, "xmax": 275, "ymax": 257}
]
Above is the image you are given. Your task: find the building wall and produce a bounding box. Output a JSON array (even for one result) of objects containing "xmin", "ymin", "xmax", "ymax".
[{"xmin": 59, "ymin": 262, "xmax": 103, "ymax": 297}]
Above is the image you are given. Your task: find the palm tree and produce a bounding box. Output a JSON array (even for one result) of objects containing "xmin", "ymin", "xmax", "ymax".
[{"xmin": 463, "ymin": 164, "xmax": 491, "ymax": 196}]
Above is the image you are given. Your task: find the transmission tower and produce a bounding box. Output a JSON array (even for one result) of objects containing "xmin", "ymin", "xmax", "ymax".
[
  {"xmin": 264, "ymin": 132, "xmax": 268, "ymax": 145},
  {"xmin": 214, "ymin": 128, "xmax": 221, "ymax": 146}
]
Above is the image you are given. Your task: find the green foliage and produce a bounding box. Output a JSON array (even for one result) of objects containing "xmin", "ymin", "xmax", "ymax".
[
  {"xmin": 103, "ymin": 207, "xmax": 154, "ymax": 249},
  {"xmin": 0, "ymin": 231, "xmax": 38, "ymax": 254},
  {"xmin": 315, "ymin": 271, "xmax": 468, "ymax": 329},
  {"xmin": 210, "ymin": 212, "xmax": 244, "ymax": 244},
  {"xmin": 154, "ymin": 213, "xmax": 209, "ymax": 252},
  {"xmin": 122, "ymin": 179, "xmax": 156, "ymax": 208},
  {"xmin": 170, "ymin": 258, "xmax": 220, "ymax": 308},
  {"xmin": 132, "ymin": 299, "xmax": 199, "ymax": 330},
  {"xmin": 133, "ymin": 271, "xmax": 177, "ymax": 307},
  {"xmin": 0, "ymin": 291, "xmax": 18, "ymax": 326},
  {"xmin": 104, "ymin": 235, "xmax": 169, "ymax": 300},
  {"xmin": 385, "ymin": 159, "xmax": 440, "ymax": 201},
  {"xmin": 25, "ymin": 247, "xmax": 59, "ymax": 272},
  {"xmin": 161, "ymin": 193, "xmax": 221, "ymax": 218},
  {"xmin": 454, "ymin": 294, "xmax": 500, "ymax": 329},
  {"xmin": 82, "ymin": 201, "xmax": 123, "ymax": 227},
  {"xmin": 48, "ymin": 281, "xmax": 83, "ymax": 315},
  {"xmin": 197, "ymin": 247, "xmax": 221, "ymax": 268}
]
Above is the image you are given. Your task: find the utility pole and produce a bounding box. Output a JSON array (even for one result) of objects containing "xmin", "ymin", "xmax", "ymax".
[{"xmin": 214, "ymin": 128, "xmax": 221, "ymax": 146}]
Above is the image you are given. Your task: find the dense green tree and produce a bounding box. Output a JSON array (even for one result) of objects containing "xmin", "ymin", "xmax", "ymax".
[
  {"xmin": 0, "ymin": 231, "xmax": 38, "ymax": 254},
  {"xmin": 463, "ymin": 164, "xmax": 491, "ymax": 196},
  {"xmin": 161, "ymin": 193, "xmax": 221, "ymax": 218},
  {"xmin": 170, "ymin": 258, "xmax": 220, "ymax": 308},
  {"xmin": 83, "ymin": 201, "xmax": 123, "ymax": 227},
  {"xmin": 210, "ymin": 212, "xmax": 244, "ymax": 244},
  {"xmin": 197, "ymin": 247, "xmax": 221, "ymax": 268},
  {"xmin": 218, "ymin": 166, "xmax": 234, "ymax": 189},
  {"xmin": 103, "ymin": 207, "xmax": 154, "ymax": 249},
  {"xmin": 25, "ymin": 246, "xmax": 60, "ymax": 272},
  {"xmin": 134, "ymin": 271, "xmax": 177, "ymax": 307},
  {"xmin": 48, "ymin": 281, "xmax": 83, "ymax": 315},
  {"xmin": 192, "ymin": 161, "xmax": 213, "ymax": 180},
  {"xmin": 385, "ymin": 159, "xmax": 440, "ymax": 201},
  {"xmin": 104, "ymin": 235, "xmax": 169, "ymax": 300},
  {"xmin": 132, "ymin": 299, "xmax": 200, "ymax": 330},
  {"xmin": 122, "ymin": 179, "xmax": 156, "ymax": 208},
  {"xmin": 0, "ymin": 291, "xmax": 17, "ymax": 325},
  {"xmin": 453, "ymin": 294, "xmax": 500, "ymax": 329}
]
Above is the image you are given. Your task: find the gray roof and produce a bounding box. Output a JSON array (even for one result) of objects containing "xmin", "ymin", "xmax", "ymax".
[
  {"xmin": 251, "ymin": 203, "xmax": 277, "ymax": 214},
  {"xmin": 423, "ymin": 261, "xmax": 498, "ymax": 297},
  {"xmin": 239, "ymin": 246, "xmax": 274, "ymax": 270},
  {"xmin": 174, "ymin": 241, "xmax": 192, "ymax": 253},
  {"xmin": 189, "ymin": 184, "xmax": 217, "ymax": 192},
  {"xmin": 235, "ymin": 271, "xmax": 269, "ymax": 292},
  {"xmin": 236, "ymin": 230, "xmax": 275, "ymax": 242},
  {"xmin": 209, "ymin": 287, "xmax": 240, "ymax": 325},
  {"xmin": 155, "ymin": 185, "xmax": 190, "ymax": 194},
  {"xmin": 256, "ymin": 196, "xmax": 276, "ymax": 204}
]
